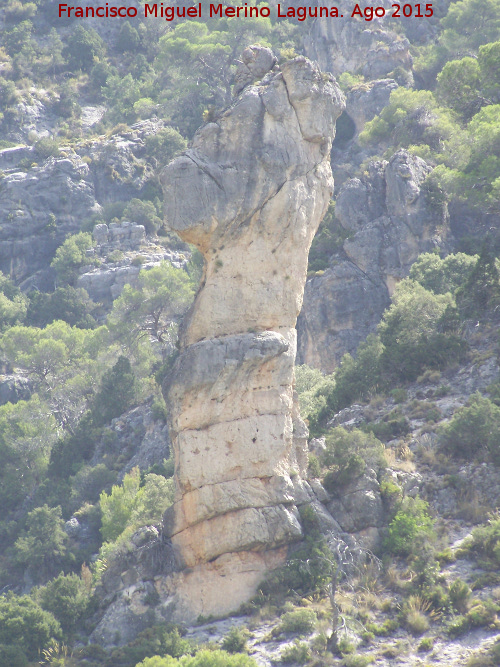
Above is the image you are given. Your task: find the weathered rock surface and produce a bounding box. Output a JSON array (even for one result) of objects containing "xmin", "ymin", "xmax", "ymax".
[
  {"xmin": 304, "ymin": 4, "xmax": 413, "ymax": 82},
  {"xmin": 0, "ymin": 119, "xmax": 165, "ymax": 288},
  {"xmin": 159, "ymin": 53, "xmax": 345, "ymax": 621},
  {"xmin": 90, "ymin": 402, "xmax": 171, "ymax": 478},
  {"xmin": 297, "ymin": 149, "xmax": 450, "ymax": 372},
  {"xmin": 0, "ymin": 373, "xmax": 33, "ymax": 406},
  {"xmin": 76, "ymin": 222, "xmax": 188, "ymax": 304},
  {"xmin": 345, "ymin": 78, "xmax": 398, "ymax": 137}
]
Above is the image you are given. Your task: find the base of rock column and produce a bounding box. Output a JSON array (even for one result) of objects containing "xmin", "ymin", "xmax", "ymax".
[{"xmin": 155, "ymin": 547, "xmax": 288, "ymax": 623}]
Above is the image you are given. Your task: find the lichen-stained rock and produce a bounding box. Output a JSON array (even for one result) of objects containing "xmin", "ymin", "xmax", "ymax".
[
  {"xmin": 297, "ymin": 149, "xmax": 450, "ymax": 372},
  {"xmin": 160, "ymin": 53, "xmax": 344, "ymax": 621}
]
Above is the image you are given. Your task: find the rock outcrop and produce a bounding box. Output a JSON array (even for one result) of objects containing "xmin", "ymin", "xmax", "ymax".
[
  {"xmin": 0, "ymin": 119, "xmax": 163, "ymax": 288},
  {"xmin": 304, "ymin": 3, "xmax": 413, "ymax": 83},
  {"xmin": 297, "ymin": 150, "xmax": 450, "ymax": 372},
  {"xmin": 159, "ymin": 53, "xmax": 344, "ymax": 620}
]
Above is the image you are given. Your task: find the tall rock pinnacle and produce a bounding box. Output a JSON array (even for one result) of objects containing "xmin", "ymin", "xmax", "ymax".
[{"xmin": 160, "ymin": 51, "xmax": 345, "ymax": 621}]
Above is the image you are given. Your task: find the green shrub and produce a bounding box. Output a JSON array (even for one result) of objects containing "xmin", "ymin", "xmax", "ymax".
[
  {"xmin": 0, "ymin": 644, "xmax": 27, "ymax": 667},
  {"xmin": 447, "ymin": 600, "xmax": 499, "ymax": 637},
  {"xmin": 144, "ymin": 127, "xmax": 187, "ymax": 169},
  {"xmin": 51, "ymin": 232, "xmax": 95, "ymax": 285},
  {"xmin": 63, "ymin": 25, "xmax": 106, "ymax": 72},
  {"xmin": 308, "ymin": 200, "xmax": 350, "ymax": 271},
  {"xmin": 34, "ymin": 138, "xmax": 60, "ymax": 159},
  {"xmin": 322, "ymin": 427, "xmax": 385, "ymax": 492},
  {"xmin": 91, "ymin": 355, "xmax": 136, "ymax": 427},
  {"xmin": 70, "ymin": 463, "xmax": 116, "ymax": 507},
  {"xmin": 135, "ymin": 649, "xmax": 258, "ymax": 666},
  {"xmin": 13, "ymin": 505, "xmax": 69, "ymax": 581},
  {"xmin": 410, "ymin": 252, "xmax": 478, "ymax": 296},
  {"xmin": 342, "ymin": 656, "xmax": 374, "ymax": 667},
  {"xmin": 221, "ymin": 626, "xmax": 250, "ymax": 654},
  {"xmin": 280, "ymin": 641, "xmax": 311, "ymax": 665},
  {"xmin": 449, "ymin": 579, "xmax": 472, "ymax": 614},
  {"xmin": 466, "ymin": 638, "xmax": 500, "ymax": 667},
  {"xmin": 122, "ymin": 198, "xmax": 162, "ymax": 235},
  {"xmin": 258, "ymin": 534, "xmax": 334, "ymax": 600},
  {"xmin": 384, "ymin": 497, "xmax": 435, "ymax": 557},
  {"xmin": 329, "ymin": 335, "xmax": 384, "ymax": 414},
  {"xmin": 0, "ymin": 593, "xmax": 61, "ymax": 660},
  {"xmin": 26, "ymin": 286, "xmax": 97, "ymax": 329},
  {"xmin": 418, "ymin": 637, "xmax": 434, "ymax": 652},
  {"xmin": 33, "ymin": 572, "xmax": 89, "ymax": 635},
  {"xmin": 405, "ymin": 609, "xmax": 430, "ymax": 635},
  {"xmin": 307, "ymin": 454, "xmax": 321, "ymax": 479},
  {"xmin": 278, "ymin": 609, "xmax": 317, "ymax": 636},
  {"xmin": 363, "ymin": 409, "xmax": 410, "ymax": 442},
  {"xmin": 100, "ymin": 467, "xmax": 174, "ymax": 543},
  {"xmin": 390, "ymin": 388, "xmax": 407, "ymax": 404},
  {"xmin": 379, "ymin": 280, "xmax": 466, "ymax": 382},
  {"xmin": 440, "ymin": 393, "xmax": 500, "ymax": 463},
  {"xmin": 447, "ymin": 615, "xmax": 471, "ymax": 638},
  {"xmin": 456, "ymin": 245, "xmax": 500, "ymax": 318},
  {"xmin": 109, "ymin": 625, "xmax": 192, "ymax": 665},
  {"xmin": 365, "ymin": 619, "xmax": 399, "ymax": 636}
]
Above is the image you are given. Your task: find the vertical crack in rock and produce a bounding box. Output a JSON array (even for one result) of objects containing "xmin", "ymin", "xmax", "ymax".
[{"xmin": 159, "ymin": 52, "xmax": 345, "ymax": 621}]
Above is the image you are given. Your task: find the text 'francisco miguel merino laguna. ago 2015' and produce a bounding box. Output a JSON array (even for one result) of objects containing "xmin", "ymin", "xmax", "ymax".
[{"xmin": 58, "ymin": 3, "xmax": 434, "ymax": 21}]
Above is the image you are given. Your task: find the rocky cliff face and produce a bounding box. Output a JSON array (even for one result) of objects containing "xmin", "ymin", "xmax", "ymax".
[
  {"xmin": 304, "ymin": 2, "xmax": 413, "ymax": 83},
  {"xmin": 297, "ymin": 150, "xmax": 450, "ymax": 372},
  {"xmin": 0, "ymin": 119, "xmax": 163, "ymax": 288},
  {"xmin": 159, "ymin": 52, "xmax": 345, "ymax": 621}
]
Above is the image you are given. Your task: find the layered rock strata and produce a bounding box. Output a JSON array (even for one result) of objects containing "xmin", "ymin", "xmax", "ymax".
[{"xmin": 160, "ymin": 53, "xmax": 344, "ymax": 619}]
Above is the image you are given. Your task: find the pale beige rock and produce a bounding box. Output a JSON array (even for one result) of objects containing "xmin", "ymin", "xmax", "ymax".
[
  {"xmin": 161, "ymin": 53, "xmax": 344, "ymax": 619},
  {"xmin": 156, "ymin": 549, "xmax": 288, "ymax": 623}
]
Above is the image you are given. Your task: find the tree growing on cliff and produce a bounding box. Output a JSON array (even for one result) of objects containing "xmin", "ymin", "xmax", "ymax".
[
  {"xmin": 51, "ymin": 232, "xmax": 96, "ymax": 286},
  {"xmin": 109, "ymin": 261, "xmax": 195, "ymax": 355}
]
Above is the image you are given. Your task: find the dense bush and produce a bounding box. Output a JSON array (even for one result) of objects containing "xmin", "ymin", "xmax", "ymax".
[
  {"xmin": 307, "ymin": 200, "xmax": 350, "ymax": 271},
  {"xmin": 26, "ymin": 286, "xmax": 97, "ymax": 329},
  {"xmin": 135, "ymin": 650, "xmax": 258, "ymax": 666},
  {"xmin": 99, "ymin": 467, "xmax": 174, "ymax": 543},
  {"xmin": 0, "ymin": 592, "xmax": 61, "ymax": 660},
  {"xmin": 106, "ymin": 625, "xmax": 192, "ymax": 666},
  {"xmin": 278, "ymin": 609, "xmax": 317, "ymax": 636},
  {"xmin": 91, "ymin": 355, "xmax": 136, "ymax": 427},
  {"xmin": 144, "ymin": 127, "xmax": 187, "ymax": 169},
  {"xmin": 379, "ymin": 279, "xmax": 466, "ymax": 382},
  {"xmin": 0, "ymin": 272, "xmax": 27, "ymax": 330},
  {"xmin": 221, "ymin": 627, "xmax": 250, "ymax": 654},
  {"xmin": 322, "ymin": 427, "xmax": 385, "ymax": 491},
  {"xmin": 409, "ymin": 252, "xmax": 478, "ymax": 296},
  {"xmin": 460, "ymin": 513, "xmax": 500, "ymax": 568},
  {"xmin": 384, "ymin": 497, "xmax": 436, "ymax": 556},
  {"xmin": 63, "ymin": 25, "xmax": 106, "ymax": 72},
  {"xmin": 33, "ymin": 572, "xmax": 89, "ymax": 635},
  {"xmin": 122, "ymin": 198, "xmax": 162, "ymax": 235},
  {"xmin": 456, "ymin": 245, "xmax": 500, "ymax": 318},
  {"xmin": 440, "ymin": 393, "xmax": 500, "ymax": 462},
  {"xmin": 13, "ymin": 504, "xmax": 69, "ymax": 580},
  {"xmin": 51, "ymin": 232, "xmax": 96, "ymax": 285},
  {"xmin": 34, "ymin": 137, "xmax": 60, "ymax": 159}
]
